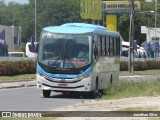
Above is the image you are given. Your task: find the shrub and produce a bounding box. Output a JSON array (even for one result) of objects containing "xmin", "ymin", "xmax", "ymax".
[
  {"xmin": 146, "ymin": 61, "xmax": 157, "ymax": 70},
  {"xmin": 120, "ymin": 61, "xmax": 160, "ymax": 71},
  {"xmin": 120, "ymin": 61, "xmax": 128, "ymax": 71},
  {"xmin": 0, "ymin": 60, "xmax": 36, "ymax": 76},
  {"xmin": 134, "ymin": 61, "xmax": 148, "ymax": 71}
]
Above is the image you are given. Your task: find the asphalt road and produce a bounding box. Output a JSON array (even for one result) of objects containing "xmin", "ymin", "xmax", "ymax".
[
  {"xmin": 0, "ymin": 74, "xmax": 160, "ymax": 111},
  {"xmin": 0, "ymin": 87, "xmax": 92, "ymax": 111}
]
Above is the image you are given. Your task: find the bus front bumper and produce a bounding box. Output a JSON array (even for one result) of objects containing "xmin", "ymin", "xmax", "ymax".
[{"xmin": 36, "ymin": 74, "xmax": 92, "ymax": 92}]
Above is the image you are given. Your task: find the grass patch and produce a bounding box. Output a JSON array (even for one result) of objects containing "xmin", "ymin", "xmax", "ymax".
[
  {"xmin": 120, "ymin": 69, "xmax": 160, "ymax": 76},
  {"xmin": 102, "ymin": 78, "xmax": 160, "ymax": 100},
  {"xmin": 0, "ymin": 74, "xmax": 36, "ymax": 83}
]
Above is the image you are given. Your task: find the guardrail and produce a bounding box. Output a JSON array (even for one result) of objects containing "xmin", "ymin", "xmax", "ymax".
[{"xmin": 0, "ymin": 57, "xmax": 36, "ymax": 61}]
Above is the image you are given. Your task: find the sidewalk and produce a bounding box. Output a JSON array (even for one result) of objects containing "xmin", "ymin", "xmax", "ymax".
[
  {"xmin": 0, "ymin": 80, "xmax": 36, "ymax": 89},
  {"xmin": 120, "ymin": 74, "xmax": 160, "ymax": 82},
  {"xmin": 0, "ymin": 74, "xmax": 160, "ymax": 89}
]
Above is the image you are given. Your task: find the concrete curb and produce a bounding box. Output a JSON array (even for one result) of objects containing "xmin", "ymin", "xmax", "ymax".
[
  {"xmin": 119, "ymin": 74, "xmax": 160, "ymax": 82},
  {"xmin": 0, "ymin": 80, "xmax": 36, "ymax": 89}
]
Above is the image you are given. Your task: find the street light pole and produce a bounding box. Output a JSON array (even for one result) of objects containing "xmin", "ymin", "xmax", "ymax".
[
  {"xmin": 128, "ymin": 0, "xmax": 135, "ymax": 74},
  {"xmin": 35, "ymin": 0, "xmax": 37, "ymax": 43},
  {"xmin": 155, "ymin": 0, "xmax": 157, "ymax": 41}
]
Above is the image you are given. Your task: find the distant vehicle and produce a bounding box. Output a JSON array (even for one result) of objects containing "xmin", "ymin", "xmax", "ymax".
[
  {"xmin": 121, "ymin": 41, "xmax": 147, "ymax": 58},
  {"xmin": 36, "ymin": 23, "xmax": 120, "ymax": 98},
  {"xmin": 121, "ymin": 41, "xmax": 138, "ymax": 58},
  {"xmin": 137, "ymin": 46, "xmax": 148, "ymax": 58},
  {"xmin": 0, "ymin": 43, "xmax": 8, "ymax": 57},
  {"xmin": 25, "ymin": 42, "xmax": 38, "ymax": 57},
  {"xmin": 8, "ymin": 52, "xmax": 25, "ymax": 57}
]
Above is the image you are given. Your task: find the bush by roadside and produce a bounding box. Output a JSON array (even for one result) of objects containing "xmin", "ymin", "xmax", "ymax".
[
  {"xmin": 120, "ymin": 61, "xmax": 160, "ymax": 71},
  {"xmin": 0, "ymin": 60, "xmax": 36, "ymax": 76}
]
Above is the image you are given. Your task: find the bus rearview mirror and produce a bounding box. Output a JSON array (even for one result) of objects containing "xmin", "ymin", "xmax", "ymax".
[
  {"xmin": 94, "ymin": 47, "xmax": 98, "ymax": 59},
  {"xmin": 35, "ymin": 43, "xmax": 39, "ymax": 53}
]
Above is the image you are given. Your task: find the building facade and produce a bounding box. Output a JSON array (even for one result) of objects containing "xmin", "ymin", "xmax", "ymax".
[
  {"xmin": 0, "ymin": 25, "xmax": 21, "ymax": 52},
  {"xmin": 141, "ymin": 26, "xmax": 160, "ymax": 42}
]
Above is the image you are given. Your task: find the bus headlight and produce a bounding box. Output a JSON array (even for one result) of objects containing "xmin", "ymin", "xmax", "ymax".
[
  {"xmin": 80, "ymin": 74, "xmax": 91, "ymax": 79},
  {"xmin": 37, "ymin": 72, "xmax": 44, "ymax": 77}
]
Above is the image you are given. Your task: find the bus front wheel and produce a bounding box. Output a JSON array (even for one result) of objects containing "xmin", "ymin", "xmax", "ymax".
[
  {"xmin": 43, "ymin": 90, "xmax": 51, "ymax": 98},
  {"xmin": 90, "ymin": 80, "xmax": 98, "ymax": 98}
]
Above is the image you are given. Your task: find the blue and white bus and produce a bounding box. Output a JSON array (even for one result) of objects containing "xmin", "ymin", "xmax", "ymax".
[{"xmin": 36, "ymin": 23, "xmax": 120, "ymax": 98}]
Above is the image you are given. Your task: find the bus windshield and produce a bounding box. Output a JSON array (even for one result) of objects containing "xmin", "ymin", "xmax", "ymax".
[{"xmin": 38, "ymin": 31, "xmax": 92, "ymax": 69}]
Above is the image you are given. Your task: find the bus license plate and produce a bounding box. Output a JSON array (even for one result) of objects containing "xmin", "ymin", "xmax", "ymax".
[{"xmin": 58, "ymin": 84, "xmax": 68, "ymax": 88}]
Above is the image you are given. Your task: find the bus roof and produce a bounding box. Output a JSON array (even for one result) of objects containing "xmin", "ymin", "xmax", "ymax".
[{"xmin": 43, "ymin": 23, "xmax": 119, "ymax": 37}]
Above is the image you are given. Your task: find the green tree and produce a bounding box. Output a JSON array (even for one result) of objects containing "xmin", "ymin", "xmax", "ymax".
[
  {"xmin": 118, "ymin": 0, "xmax": 157, "ymax": 45},
  {"xmin": 1, "ymin": 0, "xmax": 158, "ymax": 46},
  {"xmin": 25, "ymin": 0, "xmax": 85, "ymax": 42}
]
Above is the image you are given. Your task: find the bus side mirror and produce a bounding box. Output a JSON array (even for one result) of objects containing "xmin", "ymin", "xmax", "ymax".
[{"xmin": 35, "ymin": 43, "xmax": 39, "ymax": 53}]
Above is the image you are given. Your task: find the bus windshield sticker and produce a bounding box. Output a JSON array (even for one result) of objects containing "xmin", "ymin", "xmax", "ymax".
[
  {"xmin": 45, "ymin": 34, "xmax": 66, "ymax": 39},
  {"xmin": 65, "ymin": 60, "xmax": 86, "ymax": 65},
  {"xmin": 66, "ymin": 35, "xmax": 73, "ymax": 39},
  {"xmin": 48, "ymin": 61, "xmax": 61, "ymax": 67}
]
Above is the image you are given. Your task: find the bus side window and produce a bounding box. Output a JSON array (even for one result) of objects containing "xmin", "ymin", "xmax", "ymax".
[
  {"xmin": 108, "ymin": 37, "xmax": 111, "ymax": 56},
  {"xmin": 112, "ymin": 37, "xmax": 114, "ymax": 56},
  {"xmin": 100, "ymin": 36, "xmax": 102, "ymax": 55},
  {"xmin": 97, "ymin": 35, "xmax": 101, "ymax": 56},
  {"xmin": 104, "ymin": 36, "xmax": 107, "ymax": 56},
  {"xmin": 114, "ymin": 37, "xmax": 116, "ymax": 56},
  {"xmin": 109, "ymin": 37, "xmax": 114, "ymax": 56},
  {"xmin": 102, "ymin": 36, "xmax": 105, "ymax": 56},
  {"xmin": 93, "ymin": 35, "xmax": 98, "ymax": 59},
  {"xmin": 110, "ymin": 37, "xmax": 114, "ymax": 56},
  {"xmin": 106, "ymin": 36, "xmax": 109, "ymax": 56},
  {"xmin": 116, "ymin": 37, "xmax": 120, "ymax": 56}
]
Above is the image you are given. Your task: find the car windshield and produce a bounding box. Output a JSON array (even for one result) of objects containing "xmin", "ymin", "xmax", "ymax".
[{"xmin": 38, "ymin": 31, "xmax": 92, "ymax": 68}]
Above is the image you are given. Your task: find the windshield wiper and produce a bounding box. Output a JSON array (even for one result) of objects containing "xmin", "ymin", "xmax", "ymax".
[{"xmin": 62, "ymin": 53, "xmax": 76, "ymax": 68}]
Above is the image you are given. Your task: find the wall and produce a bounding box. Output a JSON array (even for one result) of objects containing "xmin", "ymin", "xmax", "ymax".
[
  {"xmin": 0, "ymin": 25, "xmax": 20, "ymax": 52},
  {"xmin": 141, "ymin": 26, "xmax": 160, "ymax": 42}
]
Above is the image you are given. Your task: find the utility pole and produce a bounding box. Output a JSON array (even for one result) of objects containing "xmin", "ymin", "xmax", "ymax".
[
  {"xmin": 35, "ymin": 0, "xmax": 37, "ymax": 42},
  {"xmin": 128, "ymin": 0, "xmax": 135, "ymax": 74},
  {"xmin": 155, "ymin": 0, "xmax": 157, "ymax": 41}
]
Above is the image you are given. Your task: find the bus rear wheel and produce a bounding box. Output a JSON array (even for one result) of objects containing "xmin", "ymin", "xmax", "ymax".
[{"xmin": 43, "ymin": 90, "xmax": 51, "ymax": 98}]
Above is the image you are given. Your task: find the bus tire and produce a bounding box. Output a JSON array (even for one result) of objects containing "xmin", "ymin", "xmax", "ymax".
[
  {"xmin": 90, "ymin": 79, "xmax": 98, "ymax": 98},
  {"xmin": 43, "ymin": 90, "xmax": 51, "ymax": 98},
  {"xmin": 99, "ymin": 89, "xmax": 104, "ymax": 95},
  {"xmin": 110, "ymin": 75, "xmax": 113, "ymax": 86}
]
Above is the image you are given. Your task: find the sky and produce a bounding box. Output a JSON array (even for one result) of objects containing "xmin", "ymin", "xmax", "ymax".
[{"xmin": 5, "ymin": 0, "xmax": 29, "ymax": 4}]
